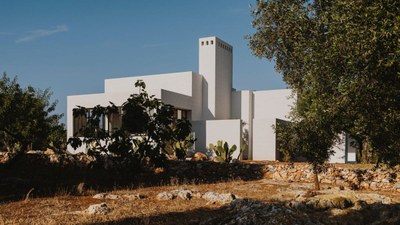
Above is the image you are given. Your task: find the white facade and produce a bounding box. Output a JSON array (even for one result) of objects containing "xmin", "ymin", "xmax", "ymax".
[{"xmin": 67, "ymin": 36, "xmax": 356, "ymax": 163}]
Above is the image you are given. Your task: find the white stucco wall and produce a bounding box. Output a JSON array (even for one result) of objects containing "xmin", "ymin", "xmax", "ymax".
[
  {"xmin": 252, "ymin": 118, "xmax": 278, "ymax": 160},
  {"xmin": 329, "ymin": 134, "xmax": 358, "ymax": 163},
  {"xmin": 330, "ymin": 134, "xmax": 346, "ymax": 163},
  {"xmin": 104, "ymin": 71, "xmax": 194, "ymax": 96},
  {"xmin": 161, "ymin": 90, "xmax": 193, "ymax": 112},
  {"xmin": 192, "ymin": 119, "xmax": 242, "ymax": 159},
  {"xmin": 251, "ymin": 89, "xmax": 294, "ymax": 160},
  {"xmin": 191, "ymin": 73, "xmax": 203, "ymax": 121},
  {"xmin": 346, "ymin": 136, "xmax": 357, "ymax": 162},
  {"xmin": 253, "ymin": 89, "xmax": 293, "ymax": 120},
  {"xmin": 232, "ymin": 90, "xmax": 253, "ymax": 159},
  {"xmin": 105, "ymin": 71, "xmax": 203, "ymax": 120}
]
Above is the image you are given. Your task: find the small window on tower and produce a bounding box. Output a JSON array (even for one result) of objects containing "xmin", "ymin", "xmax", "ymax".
[
  {"xmin": 211, "ymin": 40, "xmax": 214, "ymax": 45},
  {"xmin": 206, "ymin": 41, "xmax": 209, "ymax": 45},
  {"xmin": 201, "ymin": 41, "xmax": 204, "ymax": 46}
]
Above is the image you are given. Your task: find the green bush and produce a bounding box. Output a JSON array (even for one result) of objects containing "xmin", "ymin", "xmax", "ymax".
[{"xmin": 68, "ymin": 80, "xmax": 194, "ymax": 167}]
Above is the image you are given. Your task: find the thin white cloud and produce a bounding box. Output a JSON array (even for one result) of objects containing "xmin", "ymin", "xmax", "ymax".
[{"xmin": 15, "ymin": 25, "xmax": 68, "ymax": 43}]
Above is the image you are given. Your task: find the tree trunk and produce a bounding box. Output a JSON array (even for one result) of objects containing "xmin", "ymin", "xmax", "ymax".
[
  {"xmin": 357, "ymin": 139, "xmax": 363, "ymax": 163},
  {"xmin": 362, "ymin": 139, "xmax": 369, "ymax": 163},
  {"xmin": 312, "ymin": 164, "xmax": 320, "ymax": 190}
]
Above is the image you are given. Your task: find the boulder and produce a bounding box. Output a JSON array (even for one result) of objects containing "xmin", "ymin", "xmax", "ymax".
[
  {"xmin": 44, "ymin": 149, "xmax": 55, "ymax": 155},
  {"xmin": 93, "ymin": 193, "xmax": 120, "ymax": 200},
  {"xmin": 192, "ymin": 152, "xmax": 208, "ymax": 161},
  {"xmin": 173, "ymin": 189, "xmax": 192, "ymax": 200},
  {"xmin": 156, "ymin": 192, "xmax": 175, "ymax": 200},
  {"xmin": 86, "ymin": 203, "xmax": 112, "ymax": 215},
  {"xmin": 202, "ymin": 192, "xmax": 236, "ymax": 204},
  {"xmin": 123, "ymin": 194, "xmax": 147, "ymax": 200},
  {"xmin": 330, "ymin": 197, "xmax": 353, "ymax": 209}
]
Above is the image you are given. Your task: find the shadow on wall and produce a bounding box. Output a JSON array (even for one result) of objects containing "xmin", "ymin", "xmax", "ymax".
[
  {"xmin": 83, "ymin": 198, "xmax": 400, "ymax": 225},
  {"xmin": 202, "ymin": 78, "xmax": 214, "ymax": 120}
]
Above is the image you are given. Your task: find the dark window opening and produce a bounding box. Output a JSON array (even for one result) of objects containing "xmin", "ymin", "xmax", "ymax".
[
  {"xmin": 108, "ymin": 107, "xmax": 123, "ymax": 134},
  {"xmin": 73, "ymin": 113, "xmax": 87, "ymax": 137}
]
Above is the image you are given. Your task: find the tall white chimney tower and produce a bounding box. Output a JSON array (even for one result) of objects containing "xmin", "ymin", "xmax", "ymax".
[{"xmin": 198, "ymin": 36, "xmax": 233, "ymax": 120}]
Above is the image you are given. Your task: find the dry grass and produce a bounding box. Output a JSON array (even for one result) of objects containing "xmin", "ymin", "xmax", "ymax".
[
  {"xmin": 0, "ymin": 179, "xmax": 277, "ymax": 225},
  {"xmin": 1, "ymin": 157, "xmax": 399, "ymax": 224},
  {"xmin": 1, "ymin": 178, "xmax": 399, "ymax": 225}
]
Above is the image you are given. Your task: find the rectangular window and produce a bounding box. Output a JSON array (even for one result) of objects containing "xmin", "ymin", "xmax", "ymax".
[
  {"xmin": 73, "ymin": 112, "xmax": 87, "ymax": 137},
  {"xmin": 173, "ymin": 108, "xmax": 191, "ymax": 120},
  {"xmin": 108, "ymin": 107, "xmax": 123, "ymax": 133}
]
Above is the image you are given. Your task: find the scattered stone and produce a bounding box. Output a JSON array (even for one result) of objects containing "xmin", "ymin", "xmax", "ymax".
[
  {"xmin": 122, "ymin": 194, "xmax": 147, "ymax": 200},
  {"xmin": 350, "ymin": 183, "xmax": 359, "ymax": 190},
  {"xmin": 361, "ymin": 193, "xmax": 392, "ymax": 204},
  {"xmin": 330, "ymin": 196, "xmax": 353, "ymax": 209},
  {"xmin": 202, "ymin": 192, "xmax": 236, "ymax": 204},
  {"xmin": 353, "ymin": 200, "xmax": 368, "ymax": 210},
  {"xmin": 192, "ymin": 152, "xmax": 208, "ymax": 161},
  {"xmin": 49, "ymin": 154, "xmax": 60, "ymax": 163},
  {"xmin": 86, "ymin": 203, "xmax": 112, "ymax": 215},
  {"xmin": 156, "ymin": 192, "xmax": 175, "ymax": 200},
  {"xmin": 93, "ymin": 193, "xmax": 120, "ymax": 200},
  {"xmin": 172, "ymin": 189, "xmax": 193, "ymax": 200},
  {"xmin": 295, "ymin": 190, "xmax": 317, "ymax": 199},
  {"xmin": 339, "ymin": 185, "xmax": 345, "ymax": 190},
  {"xmin": 224, "ymin": 198, "xmax": 311, "ymax": 225},
  {"xmin": 192, "ymin": 191, "xmax": 203, "ymax": 199},
  {"xmin": 286, "ymin": 200, "xmax": 306, "ymax": 210},
  {"xmin": 44, "ymin": 149, "xmax": 55, "ymax": 155}
]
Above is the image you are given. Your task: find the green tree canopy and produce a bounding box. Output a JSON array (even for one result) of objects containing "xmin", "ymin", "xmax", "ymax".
[
  {"xmin": 249, "ymin": 0, "xmax": 400, "ymax": 187},
  {"xmin": 0, "ymin": 73, "xmax": 66, "ymax": 152}
]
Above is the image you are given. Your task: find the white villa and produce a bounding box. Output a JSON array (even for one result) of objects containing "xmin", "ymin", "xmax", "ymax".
[{"xmin": 67, "ymin": 36, "xmax": 356, "ymax": 163}]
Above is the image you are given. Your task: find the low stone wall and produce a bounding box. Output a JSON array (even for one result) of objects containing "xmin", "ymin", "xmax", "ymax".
[
  {"xmin": 260, "ymin": 162, "xmax": 400, "ymax": 191},
  {"xmin": 2, "ymin": 151, "xmax": 399, "ymax": 192}
]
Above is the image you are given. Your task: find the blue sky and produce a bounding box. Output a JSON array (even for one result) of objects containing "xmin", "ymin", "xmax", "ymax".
[{"xmin": 0, "ymin": 0, "xmax": 286, "ymax": 124}]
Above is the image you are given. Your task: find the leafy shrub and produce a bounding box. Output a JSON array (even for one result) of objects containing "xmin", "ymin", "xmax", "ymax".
[{"xmin": 68, "ymin": 80, "xmax": 195, "ymax": 167}]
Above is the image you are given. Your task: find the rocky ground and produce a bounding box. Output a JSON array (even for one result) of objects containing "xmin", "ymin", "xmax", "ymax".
[
  {"xmin": 1, "ymin": 179, "xmax": 400, "ymax": 225},
  {"xmin": 1, "ymin": 152, "xmax": 400, "ymax": 224}
]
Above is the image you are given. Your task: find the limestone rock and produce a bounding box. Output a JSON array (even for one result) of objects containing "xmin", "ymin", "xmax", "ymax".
[
  {"xmin": 86, "ymin": 203, "xmax": 112, "ymax": 215},
  {"xmin": 172, "ymin": 189, "xmax": 192, "ymax": 200},
  {"xmin": 122, "ymin": 194, "xmax": 147, "ymax": 200},
  {"xmin": 93, "ymin": 193, "xmax": 120, "ymax": 200},
  {"xmin": 202, "ymin": 192, "xmax": 236, "ymax": 204},
  {"xmin": 330, "ymin": 197, "xmax": 353, "ymax": 209},
  {"xmin": 192, "ymin": 152, "xmax": 208, "ymax": 161},
  {"xmin": 44, "ymin": 149, "xmax": 55, "ymax": 155},
  {"xmin": 156, "ymin": 191, "xmax": 175, "ymax": 200}
]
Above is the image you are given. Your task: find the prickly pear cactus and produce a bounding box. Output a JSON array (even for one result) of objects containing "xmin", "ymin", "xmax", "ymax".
[{"xmin": 209, "ymin": 140, "xmax": 237, "ymax": 163}]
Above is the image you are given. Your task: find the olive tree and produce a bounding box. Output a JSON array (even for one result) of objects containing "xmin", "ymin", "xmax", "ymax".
[{"xmin": 250, "ymin": 0, "xmax": 400, "ymax": 188}]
